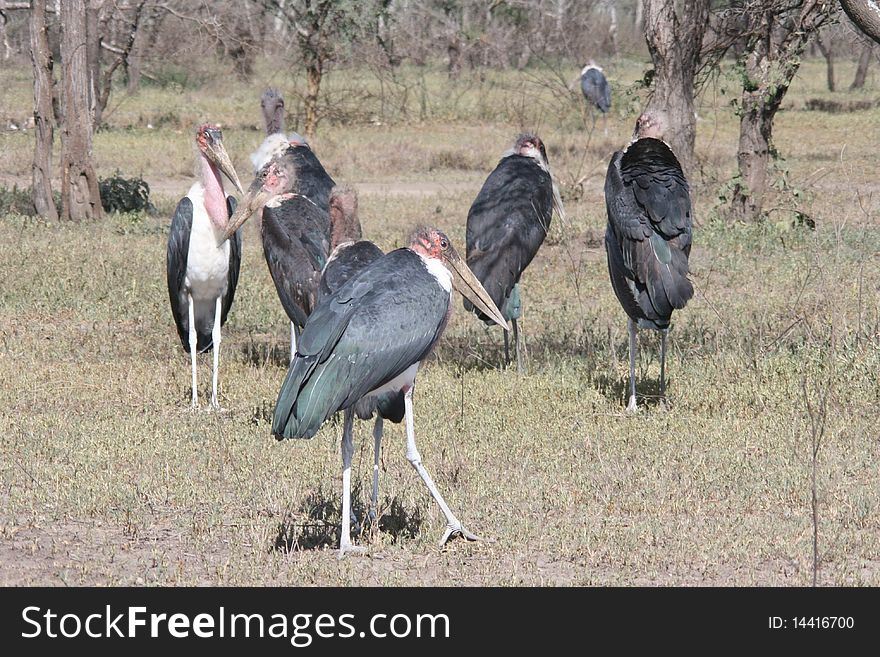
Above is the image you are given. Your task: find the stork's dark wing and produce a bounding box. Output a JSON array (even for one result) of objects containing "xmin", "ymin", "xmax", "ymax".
[
  {"xmin": 166, "ymin": 197, "xmax": 193, "ymax": 350},
  {"xmin": 221, "ymin": 195, "xmax": 242, "ymax": 326},
  {"xmin": 465, "ymin": 155, "xmax": 553, "ymax": 320},
  {"xmin": 262, "ymin": 196, "xmax": 331, "ymax": 327},
  {"xmin": 318, "ymin": 240, "xmax": 385, "ymax": 302},
  {"xmin": 273, "ymin": 249, "xmax": 449, "ymax": 439},
  {"xmin": 581, "ymin": 69, "xmax": 611, "ymax": 113},
  {"xmin": 604, "ymin": 138, "xmax": 693, "ymax": 328},
  {"xmin": 290, "ymin": 145, "xmax": 336, "ymax": 211}
]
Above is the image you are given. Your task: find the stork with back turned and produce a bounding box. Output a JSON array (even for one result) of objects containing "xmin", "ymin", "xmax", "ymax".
[
  {"xmin": 604, "ymin": 109, "xmax": 694, "ymax": 412},
  {"xmin": 579, "ymin": 60, "xmax": 611, "ymax": 134},
  {"xmin": 464, "ymin": 133, "xmax": 564, "ymax": 372},
  {"xmin": 166, "ymin": 124, "xmax": 244, "ymax": 409}
]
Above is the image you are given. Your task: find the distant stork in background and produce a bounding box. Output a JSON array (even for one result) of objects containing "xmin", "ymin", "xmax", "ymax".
[
  {"xmin": 579, "ymin": 61, "xmax": 611, "ymax": 134},
  {"xmin": 273, "ymin": 226, "xmax": 509, "ymax": 557},
  {"xmin": 167, "ymin": 124, "xmax": 244, "ymax": 409},
  {"xmin": 604, "ymin": 109, "xmax": 693, "ymax": 412},
  {"xmin": 465, "ymin": 133, "xmax": 564, "ymax": 372},
  {"xmin": 232, "ymin": 130, "xmax": 336, "ymax": 362}
]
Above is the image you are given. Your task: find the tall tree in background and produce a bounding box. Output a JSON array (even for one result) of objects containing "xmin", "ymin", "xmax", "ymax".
[
  {"xmin": 642, "ymin": 0, "xmax": 711, "ymax": 174},
  {"xmin": 727, "ymin": 0, "xmax": 837, "ymax": 223},
  {"xmin": 60, "ymin": 0, "xmax": 102, "ymax": 221},
  {"xmin": 260, "ymin": 0, "xmax": 372, "ymax": 138},
  {"xmin": 29, "ymin": 0, "xmax": 57, "ymax": 221}
]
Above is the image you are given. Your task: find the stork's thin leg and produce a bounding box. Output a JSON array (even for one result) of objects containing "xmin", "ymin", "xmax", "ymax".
[
  {"xmin": 188, "ymin": 293, "xmax": 198, "ymax": 408},
  {"xmin": 626, "ymin": 318, "xmax": 638, "ymax": 413},
  {"xmin": 369, "ymin": 416, "xmax": 383, "ymax": 525},
  {"xmin": 513, "ymin": 318, "xmax": 523, "ymax": 374},
  {"xmin": 211, "ymin": 296, "xmax": 222, "ymax": 410},
  {"xmin": 503, "ymin": 329, "xmax": 510, "ymax": 368},
  {"xmin": 403, "ymin": 388, "xmax": 481, "ymax": 546},
  {"xmin": 339, "ymin": 408, "xmax": 366, "ymax": 558},
  {"xmin": 290, "ymin": 321, "xmax": 297, "ymax": 364},
  {"xmin": 660, "ymin": 328, "xmax": 668, "ymax": 402}
]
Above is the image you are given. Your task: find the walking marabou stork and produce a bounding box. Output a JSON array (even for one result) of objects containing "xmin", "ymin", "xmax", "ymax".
[
  {"xmin": 465, "ymin": 133, "xmax": 564, "ymax": 371},
  {"xmin": 167, "ymin": 124, "xmax": 244, "ymax": 409},
  {"xmin": 228, "ymin": 140, "xmax": 336, "ymax": 362},
  {"xmin": 580, "ymin": 61, "xmax": 611, "ymax": 133},
  {"xmin": 604, "ymin": 109, "xmax": 693, "ymax": 412},
  {"xmin": 272, "ymin": 226, "xmax": 508, "ymax": 556}
]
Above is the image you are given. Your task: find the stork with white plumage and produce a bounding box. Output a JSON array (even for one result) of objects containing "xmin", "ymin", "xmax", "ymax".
[{"xmin": 166, "ymin": 124, "xmax": 244, "ymax": 409}]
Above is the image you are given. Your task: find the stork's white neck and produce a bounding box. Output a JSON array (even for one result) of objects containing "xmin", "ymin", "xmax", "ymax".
[
  {"xmin": 581, "ymin": 64, "xmax": 602, "ymax": 76},
  {"xmin": 416, "ymin": 253, "xmax": 452, "ymax": 293}
]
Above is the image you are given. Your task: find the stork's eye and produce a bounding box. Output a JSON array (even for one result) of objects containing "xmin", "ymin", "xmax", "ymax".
[{"xmin": 440, "ymin": 238, "xmax": 449, "ymax": 249}]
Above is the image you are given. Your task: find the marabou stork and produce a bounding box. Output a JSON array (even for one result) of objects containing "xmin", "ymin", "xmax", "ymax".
[
  {"xmin": 230, "ymin": 138, "xmax": 336, "ymax": 362},
  {"xmin": 604, "ymin": 109, "xmax": 693, "ymax": 412},
  {"xmin": 166, "ymin": 124, "xmax": 244, "ymax": 409},
  {"xmin": 272, "ymin": 227, "xmax": 508, "ymax": 557},
  {"xmin": 579, "ymin": 61, "xmax": 611, "ymax": 133},
  {"xmin": 464, "ymin": 133, "xmax": 564, "ymax": 372},
  {"xmin": 317, "ymin": 185, "xmax": 387, "ymax": 531}
]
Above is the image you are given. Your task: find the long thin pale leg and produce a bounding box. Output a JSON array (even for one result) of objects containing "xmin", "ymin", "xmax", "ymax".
[
  {"xmin": 188, "ymin": 293, "xmax": 198, "ymax": 408},
  {"xmin": 339, "ymin": 408, "xmax": 366, "ymax": 558},
  {"xmin": 403, "ymin": 387, "xmax": 480, "ymax": 546},
  {"xmin": 503, "ymin": 329, "xmax": 510, "ymax": 368},
  {"xmin": 211, "ymin": 296, "xmax": 222, "ymax": 410},
  {"xmin": 369, "ymin": 416, "xmax": 383, "ymax": 525},
  {"xmin": 513, "ymin": 318, "xmax": 523, "ymax": 374},
  {"xmin": 660, "ymin": 328, "xmax": 668, "ymax": 402},
  {"xmin": 290, "ymin": 321, "xmax": 297, "ymax": 364},
  {"xmin": 626, "ymin": 318, "xmax": 638, "ymax": 413}
]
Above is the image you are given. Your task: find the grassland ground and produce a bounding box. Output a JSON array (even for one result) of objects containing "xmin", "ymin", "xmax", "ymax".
[{"xmin": 0, "ymin": 59, "xmax": 878, "ymax": 585}]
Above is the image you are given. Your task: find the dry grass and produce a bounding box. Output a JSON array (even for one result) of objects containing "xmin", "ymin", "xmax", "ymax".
[{"xmin": 0, "ymin": 58, "xmax": 878, "ymax": 586}]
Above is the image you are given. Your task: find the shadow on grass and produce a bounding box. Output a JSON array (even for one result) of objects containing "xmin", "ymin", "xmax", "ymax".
[
  {"xmin": 271, "ymin": 485, "xmax": 424, "ymax": 553},
  {"xmin": 239, "ymin": 334, "xmax": 294, "ymax": 369},
  {"xmin": 594, "ymin": 372, "xmax": 670, "ymax": 411}
]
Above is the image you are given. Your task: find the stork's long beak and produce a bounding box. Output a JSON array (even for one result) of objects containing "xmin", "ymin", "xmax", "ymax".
[
  {"xmin": 206, "ymin": 139, "xmax": 244, "ymax": 195},
  {"xmin": 444, "ymin": 252, "xmax": 509, "ymax": 331},
  {"xmin": 219, "ymin": 177, "xmax": 271, "ymax": 244}
]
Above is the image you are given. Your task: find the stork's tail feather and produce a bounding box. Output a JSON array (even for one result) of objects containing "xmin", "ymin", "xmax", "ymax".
[{"xmin": 272, "ymin": 356, "xmax": 324, "ymax": 440}]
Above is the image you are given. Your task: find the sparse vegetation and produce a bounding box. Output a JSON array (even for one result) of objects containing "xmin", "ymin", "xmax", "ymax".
[{"xmin": 0, "ymin": 55, "xmax": 878, "ymax": 585}]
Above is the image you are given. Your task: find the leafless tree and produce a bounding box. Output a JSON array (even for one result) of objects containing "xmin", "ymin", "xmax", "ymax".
[
  {"xmin": 642, "ymin": 0, "xmax": 711, "ymax": 174},
  {"xmin": 60, "ymin": 0, "xmax": 102, "ymax": 222},
  {"xmin": 850, "ymin": 39, "xmax": 874, "ymax": 88},
  {"xmin": 29, "ymin": 0, "xmax": 57, "ymax": 221}
]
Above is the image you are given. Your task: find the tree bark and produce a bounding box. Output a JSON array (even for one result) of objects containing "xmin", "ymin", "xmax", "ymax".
[
  {"xmin": 851, "ymin": 41, "xmax": 872, "ymax": 88},
  {"xmin": 60, "ymin": 0, "xmax": 102, "ymax": 222},
  {"xmin": 730, "ymin": 2, "xmax": 836, "ymax": 223},
  {"xmin": 29, "ymin": 0, "xmax": 58, "ymax": 221},
  {"xmin": 841, "ymin": 0, "xmax": 880, "ymax": 44},
  {"xmin": 304, "ymin": 57, "xmax": 322, "ymax": 139},
  {"xmin": 642, "ymin": 0, "xmax": 711, "ymax": 175}
]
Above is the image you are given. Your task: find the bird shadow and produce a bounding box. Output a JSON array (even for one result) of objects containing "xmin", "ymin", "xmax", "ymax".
[
  {"xmin": 271, "ymin": 485, "xmax": 424, "ymax": 553},
  {"xmin": 239, "ymin": 333, "xmax": 294, "ymax": 369},
  {"xmin": 593, "ymin": 372, "xmax": 669, "ymax": 411}
]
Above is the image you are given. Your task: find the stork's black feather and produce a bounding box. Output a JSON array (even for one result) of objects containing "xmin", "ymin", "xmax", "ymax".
[
  {"xmin": 604, "ymin": 137, "xmax": 693, "ymax": 330},
  {"xmin": 318, "ymin": 240, "xmax": 385, "ymax": 304},
  {"xmin": 273, "ymin": 249, "xmax": 450, "ymax": 440},
  {"xmin": 465, "ymin": 154, "xmax": 553, "ymax": 322},
  {"xmin": 288, "ymin": 144, "xmax": 335, "ymax": 211}
]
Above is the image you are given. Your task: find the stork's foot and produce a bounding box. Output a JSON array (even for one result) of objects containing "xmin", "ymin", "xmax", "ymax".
[
  {"xmin": 338, "ymin": 542, "xmax": 368, "ymax": 559},
  {"xmin": 625, "ymin": 395, "xmax": 638, "ymax": 414},
  {"xmin": 438, "ymin": 522, "xmax": 482, "ymax": 547}
]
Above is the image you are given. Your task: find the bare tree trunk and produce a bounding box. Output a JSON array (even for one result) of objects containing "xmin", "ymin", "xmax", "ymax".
[
  {"xmin": 60, "ymin": 0, "xmax": 102, "ymax": 222},
  {"xmin": 841, "ymin": 0, "xmax": 880, "ymax": 45},
  {"xmin": 730, "ymin": 2, "xmax": 835, "ymax": 223},
  {"xmin": 815, "ymin": 34, "xmax": 835, "ymax": 91},
  {"xmin": 304, "ymin": 58, "xmax": 322, "ymax": 139},
  {"xmin": 30, "ymin": 0, "xmax": 58, "ymax": 221},
  {"xmin": 851, "ymin": 41, "xmax": 872, "ymax": 89},
  {"xmin": 643, "ymin": 0, "xmax": 711, "ymax": 174}
]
